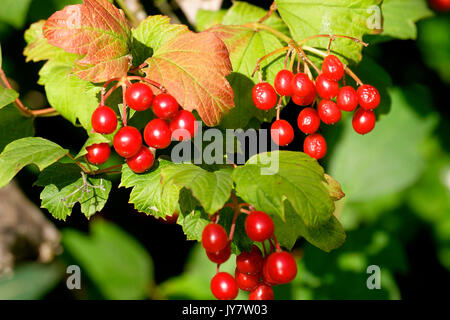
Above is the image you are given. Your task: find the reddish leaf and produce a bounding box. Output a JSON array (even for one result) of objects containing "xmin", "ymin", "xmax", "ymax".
[
  {"xmin": 43, "ymin": 0, "xmax": 131, "ymax": 83},
  {"xmin": 143, "ymin": 32, "xmax": 234, "ymax": 126}
]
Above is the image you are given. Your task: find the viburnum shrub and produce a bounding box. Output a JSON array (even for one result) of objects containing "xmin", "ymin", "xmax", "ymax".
[{"xmin": 0, "ymin": 0, "xmax": 393, "ymax": 300}]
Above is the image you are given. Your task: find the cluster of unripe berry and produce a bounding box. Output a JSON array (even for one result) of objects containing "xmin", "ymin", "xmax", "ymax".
[
  {"xmin": 86, "ymin": 82, "xmax": 197, "ymax": 173},
  {"xmin": 202, "ymin": 210, "xmax": 298, "ymax": 300},
  {"xmin": 252, "ymin": 54, "xmax": 380, "ymax": 160}
]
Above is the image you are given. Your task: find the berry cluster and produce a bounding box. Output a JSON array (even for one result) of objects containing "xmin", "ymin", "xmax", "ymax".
[
  {"xmin": 87, "ymin": 81, "xmax": 197, "ymax": 173},
  {"xmin": 252, "ymin": 54, "xmax": 380, "ymax": 160},
  {"xmin": 202, "ymin": 210, "xmax": 297, "ymax": 300}
]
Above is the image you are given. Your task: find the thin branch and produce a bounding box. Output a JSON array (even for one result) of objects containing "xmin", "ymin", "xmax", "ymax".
[{"xmin": 258, "ymin": 2, "xmax": 278, "ymax": 23}]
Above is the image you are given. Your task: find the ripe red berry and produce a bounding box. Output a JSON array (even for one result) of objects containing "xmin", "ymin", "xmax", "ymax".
[
  {"xmin": 274, "ymin": 69, "xmax": 294, "ymax": 96},
  {"xmin": 236, "ymin": 245, "xmax": 264, "ymax": 275},
  {"xmin": 270, "ymin": 119, "xmax": 294, "ymax": 146},
  {"xmin": 315, "ymin": 74, "xmax": 339, "ymax": 99},
  {"xmin": 202, "ymin": 223, "xmax": 228, "ymax": 253},
  {"xmin": 291, "ymin": 91, "xmax": 316, "ymax": 106},
  {"xmin": 125, "ymin": 83, "xmax": 154, "ymax": 111},
  {"xmin": 169, "ymin": 110, "xmax": 198, "ymax": 141},
  {"xmin": 126, "ymin": 146, "xmax": 154, "ymax": 173},
  {"xmin": 297, "ymin": 107, "xmax": 320, "ymax": 134},
  {"xmin": 303, "ymin": 133, "xmax": 327, "ymax": 160},
  {"xmin": 206, "ymin": 242, "xmax": 231, "ymax": 264},
  {"xmin": 357, "ymin": 84, "xmax": 380, "ymax": 110},
  {"xmin": 252, "ymin": 82, "xmax": 278, "ymax": 110},
  {"xmin": 262, "ymin": 258, "xmax": 277, "ymax": 286},
  {"xmin": 428, "ymin": 0, "xmax": 450, "ymax": 11},
  {"xmin": 113, "ymin": 126, "xmax": 142, "ymax": 158},
  {"xmin": 266, "ymin": 251, "xmax": 298, "ymax": 284},
  {"xmin": 152, "ymin": 93, "xmax": 179, "ymax": 119},
  {"xmin": 91, "ymin": 105, "xmax": 117, "ymax": 134},
  {"xmin": 210, "ymin": 272, "xmax": 238, "ymax": 300},
  {"xmin": 337, "ymin": 86, "xmax": 358, "ymax": 112},
  {"xmin": 159, "ymin": 213, "xmax": 179, "ymax": 224},
  {"xmin": 249, "ymin": 284, "xmax": 274, "ymax": 300},
  {"xmin": 352, "ymin": 108, "xmax": 376, "ymax": 135},
  {"xmin": 318, "ymin": 100, "xmax": 342, "ymax": 125},
  {"xmin": 245, "ymin": 211, "xmax": 274, "ymax": 242},
  {"xmin": 86, "ymin": 143, "xmax": 111, "ymax": 165},
  {"xmin": 322, "ymin": 55, "xmax": 344, "ymax": 81},
  {"xmin": 291, "ymin": 73, "xmax": 315, "ymax": 98},
  {"xmin": 144, "ymin": 118, "xmax": 171, "ymax": 149},
  {"xmin": 235, "ymin": 269, "xmax": 260, "ymax": 292}
]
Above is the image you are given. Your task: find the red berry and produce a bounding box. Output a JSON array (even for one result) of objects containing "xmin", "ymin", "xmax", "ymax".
[
  {"xmin": 249, "ymin": 284, "xmax": 274, "ymax": 300},
  {"xmin": 303, "ymin": 133, "xmax": 327, "ymax": 160},
  {"xmin": 169, "ymin": 110, "xmax": 198, "ymax": 141},
  {"xmin": 152, "ymin": 93, "xmax": 179, "ymax": 119},
  {"xmin": 290, "ymin": 73, "xmax": 315, "ymax": 98},
  {"xmin": 202, "ymin": 223, "xmax": 228, "ymax": 253},
  {"xmin": 252, "ymin": 82, "xmax": 278, "ymax": 110},
  {"xmin": 125, "ymin": 83, "xmax": 154, "ymax": 111},
  {"xmin": 318, "ymin": 100, "xmax": 342, "ymax": 125},
  {"xmin": 357, "ymin": 84, "xmax": 380, "ymax": 110},
  {"xmin": 429, "ymin": 0, "xmax": 450, "ymax": 11},
  {"xmin": 262, "ymin": 258, "xmax": 277, "ymax": 286},
  {"xmin": 245, "ymin": 211, "xmax": 274, "ymax": 242},
  {"xmin": 297, "ymin": 107, "xmax": 320, "ymax": 134},
  {"xmin": 274, "ymin": 69, "xmax": 294, "ymax": 96},
  {"xmin": 235, "ymin": 269, "xmax": 260, "ymax": 292},
  {"xmin": 210, "ymin": 272, "xmax": 238, "ymax": 300},
  {"xmin": 337, "ymin": 86, "xmax": 358, "ymax": 112},
  {"xmin": 270, "ymin": 119, "xmax": 294, "ymax": 146},
  {"xmin": 91, "ymin": 105, "xmax": 117, "ymax": 134},
  {"xmin": 315, "ymin": 74, "xmax": 339, "ymax": 99},
  {"xmin": 126, "ymin": 146, "xmax": 154, "ymax": 173},
  {"xmin": 352, "ymin": 108, "xmax": 376, "ymax": 135},
  {"xmin": 113, "ymin": 126, "xmax": 142, "ymax": 158},
  {"xmin": 322, "ymin": 55, "xmax": 344, "ymax": 81},
  {"xmin": 159, "ymin": 213, "xmax": 179, "ymax": 224},
  {"xmin": 86, "ymin": 143, "xmax": 111, "ymax": 165},
  {"xmin": 206, "ymin": 242, "xmax": 231, "ymax": 264},
  {"xmin": 266, "ymin": 251, "xmax": 298, "ymax": 284},
  {"xmin": 236, "ymin": 245, "xmax": 264, "ymax": 275},
  {"xmin": 144, "ymin": 118, "xmax": 171, "ymax": 149}
]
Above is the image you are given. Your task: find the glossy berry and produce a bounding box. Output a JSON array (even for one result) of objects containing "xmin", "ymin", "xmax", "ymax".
[
  {"xmin": 125, "ymin": 83, "xmax": 153, "ymax": 111},
  {"xmin": 291, "ymin": 90, "xmax": 316, "ymax": 106},
  {"xmin": 322, "ymin": 55, "xmax": 344, "ymax": 81},
  {"xmin": 169, "ymin": 110, "xmax": 197, "ymax": 141},
  {"xmin": 290, "ymin": 73, "xmax": 315, "ymax": 98},
  {"xmin": 86, "ymin": 143, "xmax": 111, "ymax": 165},
  {"xmin": 274, "ymin": 69, "xmax": 294, "ymax": 96},
  {"xmin": 429, "ymin": 0, "xmax": 450, "ymax": 11},
  {"xmin": 352, "ymin": 108, "xmax": 376, "ymax": 135},
  {"xmin": 206, "ymin": 242, "xmax": 231, "ymax": 264},
  {"xmin": 262, "ymin": 258, "xmax": 277, "ymax": 286},
  {"xmin": 159, "ymin": 213, "xmax": 179, "ymax": 224},
  {"xmin": 315, "ymin": 74, "xmax": 339, "ymax": 99},
  {"xmin": 235, "ymin": 269, "xmax": 260, "ymax": 292},
  {"xmin": 270, "ymin": 119, "xmax": 294, "ymax": 146},
  {"xmin": 152, "ymin": 93, "xmax": 179, "ymax": 119},
  {"xmin": 303, "ymin": 133, "xmax": 327, "ymax": 160},
  {"xmin": 318, "ymin": 100, "xmax": 342, "ymax": 125},
  {"xmin": 337, "ymin": 86, "xmax": 358, "ymax": 112},
  {"xmin": 211, "ymin": 272, "xmax": 238, "ymax": 300},
  {"xmin": 202, "ymin": 223, "xmax": 228, "ymax": 253},
  {"xmin": 357, "ymin": 84, "xmax": 380, "ymax": 110},
  {"xmin": 252, "ymin": 82, "xmax": 278, "ymax": 110},
  {"xmin": 297, "ymin": 107, "xmax": 320, "ymax": 134},
  {"xmin": 245, "ymin": 211, "xmax": 274, "ymax": 242},
  {"xmin": 126, "ymin": 146, "xmax": 154, "ymax": 173},
  {"xmin": 266, "ymin": 251, "xmax": 298, "ymax": 284},
  {"xmin": 113, "ymin": 126, "xmax": 142, "ymax": 158},
  {"xmin": 144, "ymin": 118, "xmax": 171, "ymax": 149},
  {"xmin": 91, "ymin": 105, "xmax": 117, "ymax": 134},
  {"xmin": 236, "ymin": 245, "xmax": 264, "ymax": 275},
  {"xmin": 249, "ymin": 284, "xmax": 274, "ymax": 300}
]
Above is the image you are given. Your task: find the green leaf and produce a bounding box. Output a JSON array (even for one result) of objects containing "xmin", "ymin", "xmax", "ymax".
[
  {"xmin": 0, "ymin": 105, "xmax": 34, "ymax": 153},
  {"xmin": 0, "ymin": 137, "xmax": 67, "ymax": 189},
  {"xmin": 177, "ymin": 209, "xmax": 210, "ymax": 241},
  {"xmin": 0, "ymin": 0, "xmax": 33, "ymax": 28},
  {"xmin": 381, "ymin": 0, "xmax": 433, "ymax": 39},
  {"xmin": 120, "ymin": 159, "xmax": 181, "ymax": 218},
  {"xmin": 62, "ymin": 220, "xmax": 153, "ymax": 300},
  {"xmin": 233, "ymin": 151, "xmax": 335, "ymax": 227},
  {"xmin": 0, "ymin": 87, "xmax": 19, "ymax": 110},
  {"xmin": 161, "ymin": 164, "xmax": 233, "ymax": 214},
  {"xmin": 196, "ymin": 9, "xmax": 227, "ymax": 31},
  {"xmin": 275, "ymin": 0, "xmax": 382, "ymax": 63}
]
